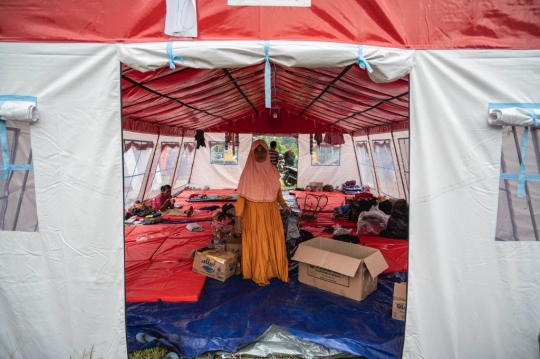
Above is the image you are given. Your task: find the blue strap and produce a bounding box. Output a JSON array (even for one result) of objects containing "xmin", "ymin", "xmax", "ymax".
[
  {"xmin": 264, "ymin": 40, "xmax": 271, "ymax": 108},
  {"xmin": 528, "ymin": 108, "xmax": 537, "ymax": 127},
  {"xmin": 516, "ymin": 127, "xmax": 529, "ymax": 197},
  {"xmin": 0, "ymin": 96, "xmax": 36, "ymax": 180},
  {"xmin": 357, "ymin": 45, "xmax": 373, "ymax": 73},
  {"xmin": 501, "ymin": 173, "xmax": 540, "ymax": 181},
  {"xmin": 167, "ymin": 42, "xmax": 184, "ymax": 70}
]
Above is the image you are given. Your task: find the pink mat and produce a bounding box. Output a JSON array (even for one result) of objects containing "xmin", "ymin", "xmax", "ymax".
[{"xmin": 126, "ymin": 260, "xmax": 207, "ymax": 302}]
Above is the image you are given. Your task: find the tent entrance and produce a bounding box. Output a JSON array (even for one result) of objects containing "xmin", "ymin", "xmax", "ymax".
[{"xmin": 121, "ymin": 51, "xmax": 411, "ymax": 358}]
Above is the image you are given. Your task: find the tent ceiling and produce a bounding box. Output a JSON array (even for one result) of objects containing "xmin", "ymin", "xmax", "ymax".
[{"xmin": 122, "ymin": 63, "xmax": 408, "ymax": 134}]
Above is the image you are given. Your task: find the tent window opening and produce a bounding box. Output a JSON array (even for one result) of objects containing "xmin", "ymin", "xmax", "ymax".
[
  {"xmin": 209, "ymin": 141, "xmax": 239, "ymax": 165},
  {"xmin": 147, "ymin": 142, "xmax": 180, "ymax": 200},
  {"xmin": 0, "ymin": 122, "xmax": 38, "ymax": 232},
  {"xmin": 174, "ymin": 142, "xmax": 196, "ymax": 189},
  {"xmin": 372, "ymin": 139, "xmax": 400, "ymax": 198},
  {"xmin": 496, "ymin": 126, "xmax": 540, "ymax": 241},
  {"xmin": 312, "ymin": 143, "xmax": 340, "ymax": 166},
  {"xmin": 398, "ymin": 138, "xmax": 410, "ymax": 189},
  {"xmin": 123, "ymin": 140, "xmax": 154, "ymax": 207},
  {"xmin": 355, "ymin": 141, "xmax": 375, "ymax": 188}
]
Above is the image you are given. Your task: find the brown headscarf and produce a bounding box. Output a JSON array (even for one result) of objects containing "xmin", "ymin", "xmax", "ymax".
[{"xmin": 237, "ymin": 139, "xmax": 281, "ymax": 202}]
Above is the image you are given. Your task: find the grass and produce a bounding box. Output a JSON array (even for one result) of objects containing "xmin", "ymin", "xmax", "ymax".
[
  {"xmin": 128, "ymin": 346, "xmax": 302, "ymax": 359},
  {"xmin": 129, "ymin": 345, "xmax": 170, "ymax": 359}
]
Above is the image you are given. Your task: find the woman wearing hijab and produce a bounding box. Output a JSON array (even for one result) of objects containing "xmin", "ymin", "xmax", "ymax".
[{"xmin": 235, "ymin": 140, "xmax": 291, "ymax": 285}]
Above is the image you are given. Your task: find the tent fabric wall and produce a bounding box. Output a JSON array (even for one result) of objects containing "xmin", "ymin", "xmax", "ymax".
[
  {"xmin": 368, "ymin": 132, "xmax": 407, "ymax": 200},
  {"xmin": 123, "ymin": 130, "xmax": 159, "ymax": 207},
  {"xmin": 173, "ymin": 140, "xmax": 196, "ymax": 191},
  {"xmin": 406, "ymin": 50, "xmax": 540, "ymax": 359},
  {"xmin": 141, "ymin": 134, "xmax": 183, "ymax": 201},
  {"xmin": 188, "ymin": 133, "xmax": 252, "ymax": 189},
  {"xmin": 297, "ymin": 134, "xmax": 360, "ymax": 188},
  {"xmin": 2, "ymin": 1, "xmax": 540, "ymax": 49},
  {"xmin": 0, "ymin": 43, "xmax": 126, "ymax": 358}
]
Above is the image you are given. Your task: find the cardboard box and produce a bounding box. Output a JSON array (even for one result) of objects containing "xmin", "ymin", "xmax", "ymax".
[
  {"xmin": 191, "ymin": 248, "xmax": 238, "ymax": 282},
  {"xmin": 392, "ymin": 282, "xmax": 407, "ymax": 321},
  {"xmin": 292, "ymin": 237, "xmax": 388, "ymax": 301},
  {"xmin": 226, "ymin": 237, "xmax": 242, "ymax": 258}
]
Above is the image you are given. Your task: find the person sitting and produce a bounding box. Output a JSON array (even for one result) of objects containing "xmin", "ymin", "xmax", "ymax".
[
  {"xmin": 153, "ymin": 184, "xmax": 175, "ymax": 211},
  {"xmin": 153, "ymin": 184, "xmax": 193, "ymax": 216}
]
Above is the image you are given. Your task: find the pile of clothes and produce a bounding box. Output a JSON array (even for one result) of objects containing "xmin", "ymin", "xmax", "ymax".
[
  {"xmin": 341, "ymin": 180, "xmax": 363, "ymax": 195},
  {"xmin": 211, "ymin": 204, "xmax": 236, "ymax": 248},
  {"xmin": 125, "ymin": 201, "xmax": 163, "ymax": 224}
]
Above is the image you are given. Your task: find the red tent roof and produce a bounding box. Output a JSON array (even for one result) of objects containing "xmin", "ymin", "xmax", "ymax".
[
  {"xmin": 1, "ymin": 0, "xmax": 540, "ymax": 49},
  {"xmin": 122, "ymin": 62, "xmax": 409, "ymax": 134}
]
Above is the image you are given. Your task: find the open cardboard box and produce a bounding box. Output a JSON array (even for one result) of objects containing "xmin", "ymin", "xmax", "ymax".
[{"xmin": 292, "ymin": 237, "xmax": 388, "ymax": 301}]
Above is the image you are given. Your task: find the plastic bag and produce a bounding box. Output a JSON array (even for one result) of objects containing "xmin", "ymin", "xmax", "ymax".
[
  {"xmin": 357, "ymin": 205, "xmax": 390, "ymax": 235},
  {"xmin": 332, "ymin": 224, "xmax": 350, "ymax": 237},
  {"xmin": 379, "ymin": 199, "xmax": 409, "ymax": 239}
]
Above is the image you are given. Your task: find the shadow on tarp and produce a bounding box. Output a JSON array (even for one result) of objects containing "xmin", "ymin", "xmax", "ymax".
[{"xmin": 127, "ymin": 271, "xmax": 407, "ymax": 359}]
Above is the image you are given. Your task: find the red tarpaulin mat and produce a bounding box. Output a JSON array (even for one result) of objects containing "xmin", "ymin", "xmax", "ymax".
[
  {"xmin": 297, "ymin": 229, "xmax": 407, "ymax": 274},
  {"xmin": 125, "ymin": 237, "xmax": 167, "ymax": 262},
  {"xmin": 176, "ymin": 189, "xmax": 237, "ymax": 200},
  {"xmin": 161, "ymin": 210, "xmax": 214, "ymax": 222},
  {"xmin": 152, "ymin": 237, "xmax": 211, "ymax": 262},
  {"xmin": 124, "ymin": 225, "xmax": 136, "ymax": 236},
  {"xmin": 360, "ymin": 236, "xmax": 408, "ymax": 274},
  {"xmin": 290, "ymin": 190, "xmax": 352, "ymax": 213},
  {"xmin": 299, "ymin": 212, "xmax": 357, "ymax": 228},
  {"xmin": 174, "ymin": 202, "xmax": 235, "ymax": 211},
  {"xmin": 125, "ymin": 224, "xmax": 181, "ymax": 243},
  {"xmin": 300, "ymin": 226, "xmax": 334, "ymax": 239},
  {"xmin": 166, "ymin": 222, "xmax": 213, "ymax": 239},
  {"xmin": 126, "ymin": 260, "xmax": 207, "ymax": 303},
  {"xmin": 125, "ymin": 261, "xmax": 153, "ymax": 293}
]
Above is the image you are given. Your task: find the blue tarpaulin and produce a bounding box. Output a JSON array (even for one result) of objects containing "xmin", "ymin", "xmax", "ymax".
[{"xmin": 127, "ymin": 272, "xmax": 407, "ymax": 359}]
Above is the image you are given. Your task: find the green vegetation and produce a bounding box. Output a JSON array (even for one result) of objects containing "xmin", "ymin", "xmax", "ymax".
[{"xmin": 253, "ymin": 135, "xmax": 298, "ymax": 157}]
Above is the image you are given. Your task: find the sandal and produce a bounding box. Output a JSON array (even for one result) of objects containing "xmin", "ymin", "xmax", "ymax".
[{"xmin": 186, "ymin": 206, "xmax": 194, "ymax": 217}]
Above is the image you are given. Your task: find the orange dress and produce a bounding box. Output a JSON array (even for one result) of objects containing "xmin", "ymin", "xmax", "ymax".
[{"xmin": 236, "ymin": 188, "xmax": 289, "ymax": 285}]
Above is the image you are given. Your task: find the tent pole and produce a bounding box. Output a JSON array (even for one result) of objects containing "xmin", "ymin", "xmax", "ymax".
[
  {"xmin": 389, "ymin": 126, "xmax": 408, "ymax": 201},
  {"xmin": 12, "ymin": 149, "xmax": 32, "ymax": 231},
  {"xmin": 511, "ymin": 127, "xmax": 539, "ymax": 241},
  {"xmin": 140, "ymin": 134, "xmax": 161, "ymax": 202},
  {"xmin": 350, "ymin": 135, "xmax": 363, "ymax": 186},
  {"xmin": 187, "ymin": 144, "xmax": 198, "ymax": 186},
  {"xmin": 170, "ymin": 133, "xmax": 185, "ymax": 190},
  {"xmin": 366, "ymin": 132, "xmax": 381, "ymax": 196}
]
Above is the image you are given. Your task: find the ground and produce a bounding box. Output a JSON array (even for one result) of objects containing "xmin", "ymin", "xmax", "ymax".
[{"xmin": 128, "ymin": 345, "xmax": 302, "ymax": 359}]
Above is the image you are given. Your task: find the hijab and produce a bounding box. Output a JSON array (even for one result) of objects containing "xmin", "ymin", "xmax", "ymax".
[{"xmin": 237, "ymin": 140, "xmax": 281, "ymax": 202}]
